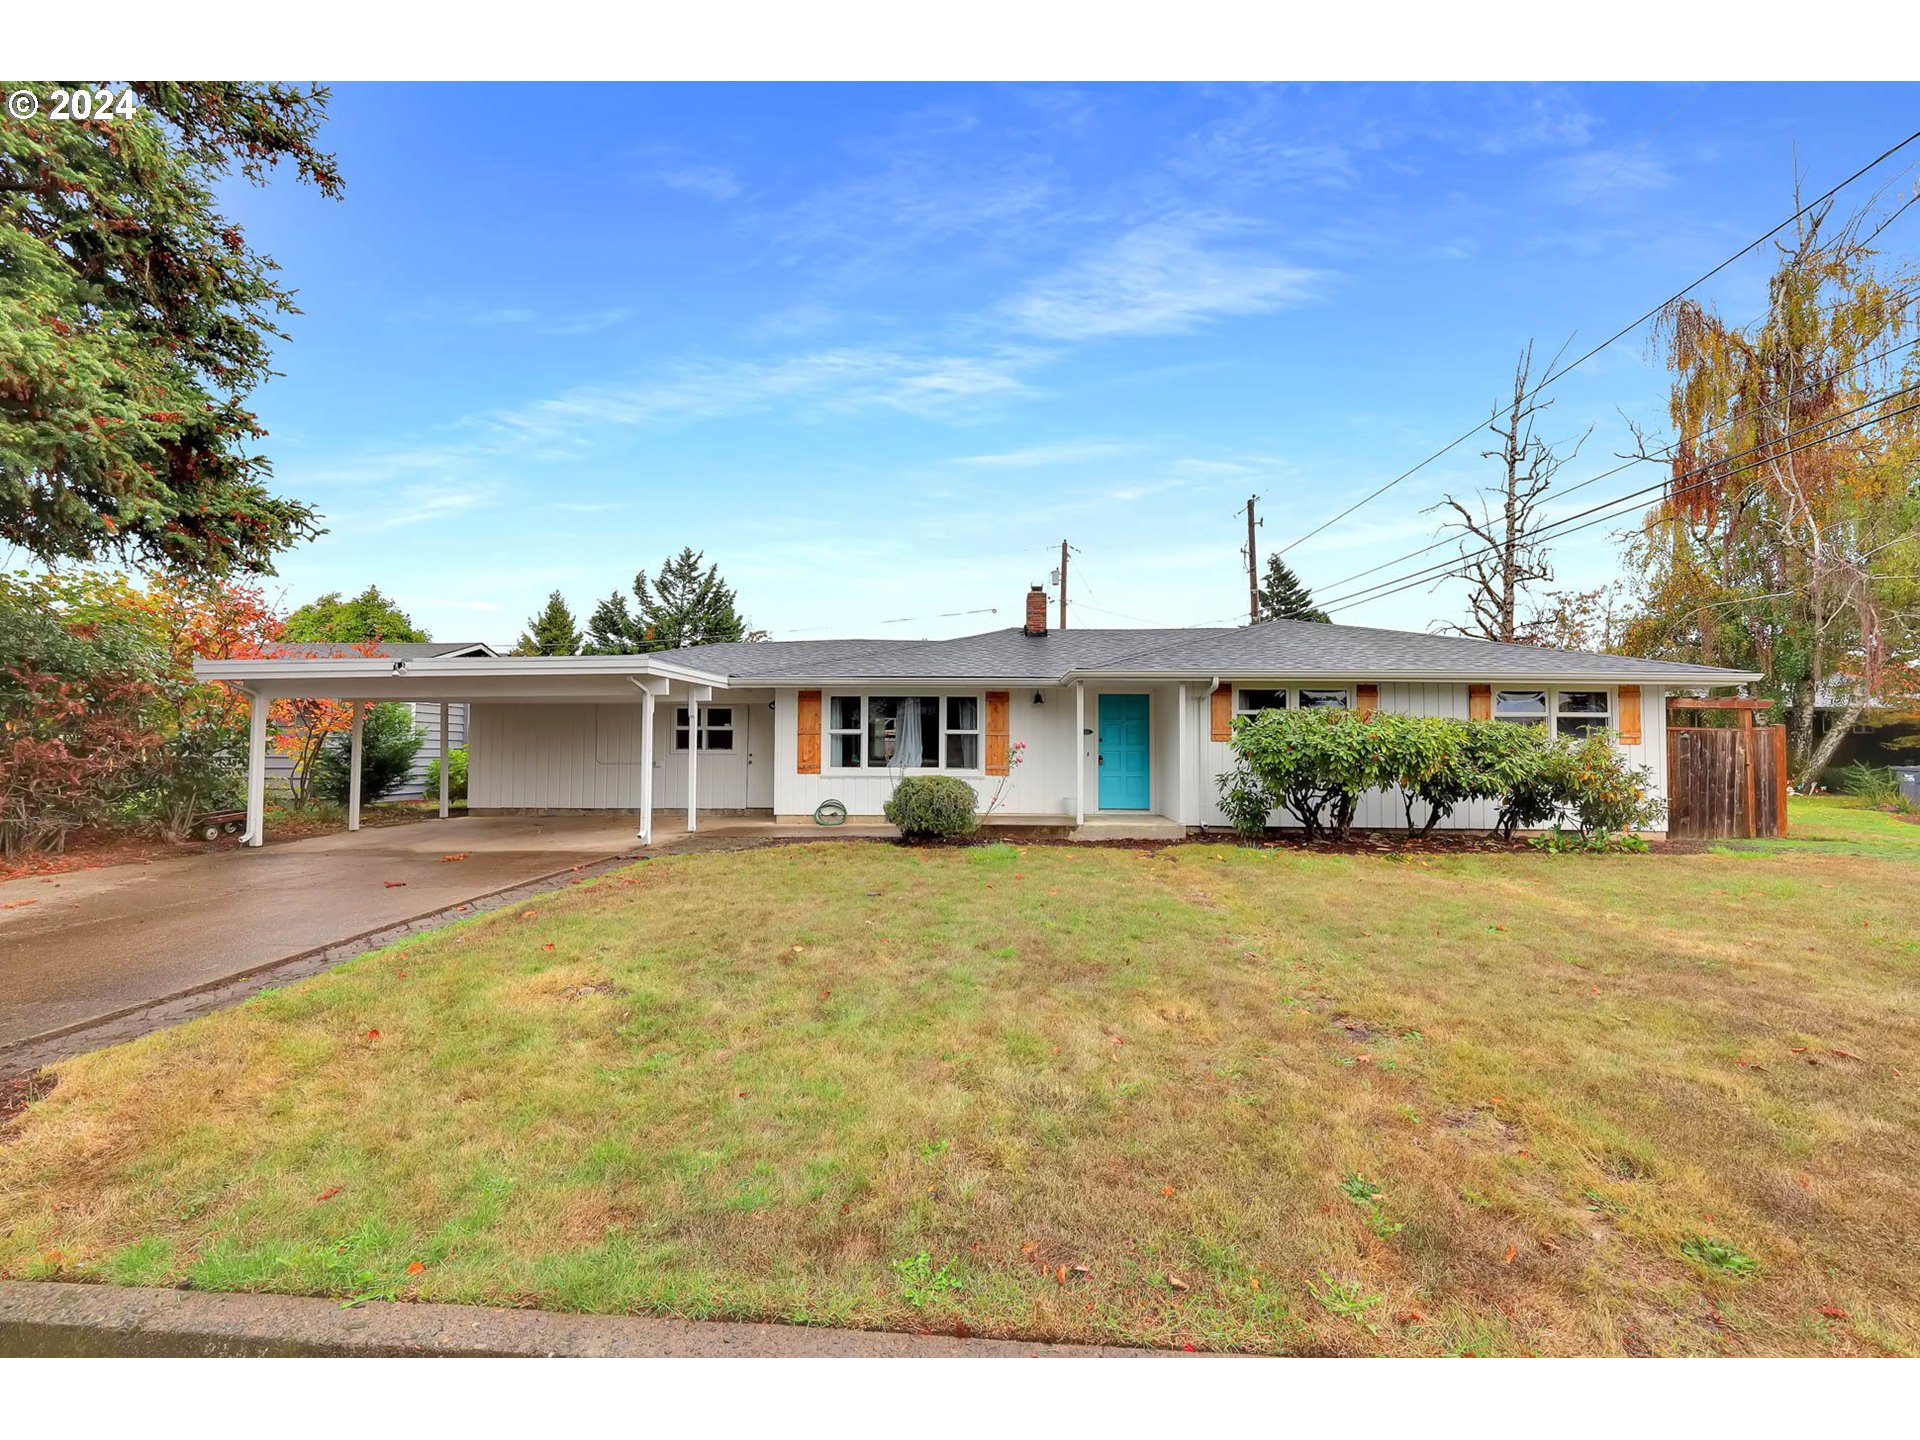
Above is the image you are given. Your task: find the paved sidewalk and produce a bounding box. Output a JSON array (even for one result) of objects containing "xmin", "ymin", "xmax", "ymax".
[{"xmin": 0, "ymin": 1281, "xmax": 1166, "ymax": 1358}]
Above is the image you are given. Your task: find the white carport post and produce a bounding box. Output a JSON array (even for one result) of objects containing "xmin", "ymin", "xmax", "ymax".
[
  {"xmin": 1074, "ymin": 680, "xmax": 1087, "ymax": 827},
  {"xmin": 437, "ymin": 701, "xmax": 451, "ymax": 819},
  {"xmin": 630, "ymin": 676, "xmax": 670, "ymax": 845},
  {"xmin": 347, "ymin": 700, "xmax": 365, "ymax": 832},
  {"xmin": 243, "ymin": 688, "xmax": 268, "ymax": 848}
]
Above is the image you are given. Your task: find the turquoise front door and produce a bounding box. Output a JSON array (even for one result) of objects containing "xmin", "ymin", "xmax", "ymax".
[{"xmin": 1097, "ymin": 693, "xmax": 1152, "ymax": 810}]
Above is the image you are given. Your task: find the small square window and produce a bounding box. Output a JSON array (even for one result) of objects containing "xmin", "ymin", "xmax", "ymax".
[
  {"xmin": 830, "ymin": 732, "xmax": 861, "ymax": 768},
  {"xmin": 945, "ymin": 734, "xmax": 979, "ymax": 769},
  {"xmin": 829, "ymin": 696, "xmax": 861, "ymax": 731}
]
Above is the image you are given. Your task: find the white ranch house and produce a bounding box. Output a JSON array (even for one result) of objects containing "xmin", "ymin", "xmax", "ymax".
[{"xmin": 195, "ymin": 586, "xmax": 1759, "ymax": 846}]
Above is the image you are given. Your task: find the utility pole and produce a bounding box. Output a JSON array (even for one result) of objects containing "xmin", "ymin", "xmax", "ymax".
[
  {"xmin": 1058, "ymin": 539, "xmax": 1070, "ymax": 630},
  {"xmin": 1243, "ymin": 496, "xmax": 1262, "ymax": 625}
]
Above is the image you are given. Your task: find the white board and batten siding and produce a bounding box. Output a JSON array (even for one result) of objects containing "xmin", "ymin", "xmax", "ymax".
[
  {"xmin": 467, "ymin": 692, "xmax": 774, "ymax": 813},
  {"xmin": 766, "ymin": 683, "xmax": 1194, "ymax": 820},
  {"xmin": 1196, "ymin": 680, "xmax": 1671, "ymax": 833}
]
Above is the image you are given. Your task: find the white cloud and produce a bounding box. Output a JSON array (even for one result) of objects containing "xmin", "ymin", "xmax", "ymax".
[
  {"xmin": 951, "ymin": 440, "xmax": 1146, "ymax": 468},
  {"xmin": 655, "ymin": 165, "xmax": 743, "ymax": 201},
  {"xmin": 484, "ymin": 344, "xmax": 1051, "ymax": 443},
  {"xmin": 1002, "ymin": 219, "xmax": 1323, "ymax": 341},
  {"xmin": 1536, "ymin": 147, "xmax": 1676, "ymax": 206}
]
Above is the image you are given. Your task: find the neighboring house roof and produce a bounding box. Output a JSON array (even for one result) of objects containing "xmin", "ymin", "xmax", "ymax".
[
  {"xmin": 669, "ymin": 622, "xmax": 1760, "ymax": 685},
  {"xmin": 364, "ymin": 641, "xmax": 499, "ymax": 659}
]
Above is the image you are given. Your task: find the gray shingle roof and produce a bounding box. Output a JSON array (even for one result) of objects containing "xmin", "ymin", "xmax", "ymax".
[{"xmin": 667, "ymin": 623, "xmax": 1757, "ymax": 684}]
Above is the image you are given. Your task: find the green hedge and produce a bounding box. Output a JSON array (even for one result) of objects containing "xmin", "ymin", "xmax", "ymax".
[
  {"xmin": 425, "ymin": 747, "xmax": 469, "ymax": 803},
  {"xmin": 1218, "ymin": 707, "xmax": 1661, "ymax": 843},
  {"xmin": 883, "ymin": 774, "xmax": 979, "ymax": 840}
]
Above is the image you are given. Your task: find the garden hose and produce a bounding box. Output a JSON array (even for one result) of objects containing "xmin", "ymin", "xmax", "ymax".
[{"xmin": 813, "ymin": 799, "xmax": 849, "ymax": 827}]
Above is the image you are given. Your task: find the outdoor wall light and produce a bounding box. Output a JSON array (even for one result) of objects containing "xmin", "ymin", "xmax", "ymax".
[{"xmin": 1032, "ymin": 691, "xmax": 1045, "ymax": 705}]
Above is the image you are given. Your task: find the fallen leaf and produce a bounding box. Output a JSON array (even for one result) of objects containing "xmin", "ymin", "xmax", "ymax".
[
  {"xmin": 365, "ymin": 1029, "xmax": 381, "ymax": 1040},
  {"xmin": 1161, "ymin": 1185, "xmax": 1176, "ymax": 1198},
  {"xmin": 1055, "ymin": 1264, "xmax": 1068, "ymax": 1285},
  {"xmin": 439, "ymin": 853, "xmax": 468, "ymax": 863},
  {"xmin": 315, "ymin": 1186, "xmax": 342, "ymax": 1202},
  {"xmin": 1394, "ymin": 1307, "xmax": 1425, "ymax": 1325},
  {"xmin": 1168, "ymin": 1274, "xmax": 1190, "ymax": 1292},
  {"xmin": 1817, "ymin": 1305, "xmax": 1848, "ymax": 1319},
  {"xmin": 1502, "ymin": 1244, "xmax": 1518, "ymax": 1264},
  {"xmin": 1248, "ymin": 1276, "xmax": 1261, "ymax": 1291},
  {"xmin": 1020, "ymin": 1240, "xmax": 1039, "ymax": 1257},
  {"xmin": 541, "ymin": 943, "xmax": 555, "ymax": 952},
  {"xmin": 382, "ymin": 880, "xmax": 407, "ymax": 888},
  {"xmin": 520, "ymin": 910, "xmax": 537, "ymax": 919},
  {"xmin": 1829, "ymin": 1048, "xmax": 1861, "ymax": 1060},
  {"xmin": 818, "ymin": 989, "xmax": 832, "ymax": 1001},
  {"xmin": 2, "ymin": 899, "xmax": 37, "ymax": 909},
  {"xmin": 407, "ymin": 1261, "xmax": 427, "ymax": 1275}
]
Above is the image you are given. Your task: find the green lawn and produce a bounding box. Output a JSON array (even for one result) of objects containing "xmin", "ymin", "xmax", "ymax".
[
  {"xmin": 3, "ymin": 800, "xmax": 1917, "ymax": 1356},
  {"xmin": 1711, "ymin": 794, "xmax": 1920, "ymax": 861}
]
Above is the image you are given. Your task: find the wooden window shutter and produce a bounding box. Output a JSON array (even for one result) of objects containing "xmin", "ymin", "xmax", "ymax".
[
  {"xmin": 1210, "ymin": 684, "xmax": 1233, "ymax": 742},
  {"xmin": 1356, "ymin": 683, "xmax": 1379, "ymax": 717},
  {"xmin": 1616, "ymin": 685, "xmax": 1642, "ymax": 744},
  {"xmin": 796, "ymin": 690, "xmax": 822, "ymax": 774},
  {"xmin": 1467, "ymin": 684, "xmax": 1492, "ymax": 722},
  {"xmin": 985, "ymin": 691, "xmax": 1011, "ymax": 775}
]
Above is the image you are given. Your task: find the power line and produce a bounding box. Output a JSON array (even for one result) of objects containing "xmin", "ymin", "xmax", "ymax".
[
  {"xmin": 1320, "ymin": 390, "xmax": 1920, "ymax": 617},
  {"xmin": 1308, "ymin": 332, "xmax": 1920, "ymax": 602},
  {"xmin": 1318, "ymin": 388, "xmax": 1920, "ymax": 617},
  {"xmin": 1272, "ymin": 125, "xmax": 1920, "ymax": 559}
]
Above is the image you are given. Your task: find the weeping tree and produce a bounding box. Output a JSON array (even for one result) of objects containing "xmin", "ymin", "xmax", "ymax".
[{"xmin": 1624, "ymin": 190, "xmax": 1920, "ymax": 785}]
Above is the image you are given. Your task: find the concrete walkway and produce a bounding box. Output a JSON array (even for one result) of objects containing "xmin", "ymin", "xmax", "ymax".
[
  {"xmin": 0, "ymin": 815, "xmax": 643, "ymax": 1051},
  {"xmin": 0, "ymin": 1281, "xmax": 1164, "ymax": 1358}
]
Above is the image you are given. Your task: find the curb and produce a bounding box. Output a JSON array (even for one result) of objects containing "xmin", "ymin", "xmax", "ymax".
[{"xmin": 0, "ymin": 1281, "xmax": 1165, "ymax": 1359}]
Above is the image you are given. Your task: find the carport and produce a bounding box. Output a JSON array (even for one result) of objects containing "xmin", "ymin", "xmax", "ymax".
[{"xmin": 192, "ymin": 653, "xmax": 733, "ymax": 847}]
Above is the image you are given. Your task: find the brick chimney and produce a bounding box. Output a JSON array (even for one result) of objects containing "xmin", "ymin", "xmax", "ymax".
[{"xmin": 1023, "ymin": 584, "xmax": 1049, "ymax": 636}]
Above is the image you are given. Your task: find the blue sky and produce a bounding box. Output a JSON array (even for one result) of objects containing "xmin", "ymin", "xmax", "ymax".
[{"xmin": 231, "ymin": 81, "xmax": 1920, "ymax": 644}]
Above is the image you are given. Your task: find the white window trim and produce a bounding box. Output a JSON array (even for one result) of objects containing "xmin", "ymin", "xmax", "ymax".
[
  {"xmin": 1552, "ymin": 688, "xmax": 1613, "ymax": 739},
  {"xmin": 1234, "ymin": 684, "xmax": 1358, "ymax": 714},
  {"xmin": 822, "ymin": 692, "xmax": 987, "ymax": 775},
  {"xmin": 671, "ymin": 704, "xmax": 735, "ymax": 753}
]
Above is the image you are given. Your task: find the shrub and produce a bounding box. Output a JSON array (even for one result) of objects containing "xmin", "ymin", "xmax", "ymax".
[
  {"xmin": 1829, "ymin": 760, "xmax": 1898, "ymax": 806},
  {"xmin": 883, "ymin": 774, "xmax": 979, "ymax": 840},
  {"xmin": 1215, "ymin": 764, "xmax": 1275, "ymax": 841},
  {"xmin": 425, "ymin": 747, "xmax": 469, "ymax": 803},
  {"xmin": 1379, "ymin": 713, "xmax": 1473, "ymax": 835},
  {"xmin": 311, "ymin": 703, "xmax": 424, "ymax": 806},
  {"xmin": 1462, "ymin": 721, "xmax": 1564, "ymax": 840},
  {"xmin": 1230, "ymin": 707, "xmax": 1397, "ymax": 840},
  {"xmin": 1558, "ymin": 730, "xmax": 1664, "ymax": 840}
]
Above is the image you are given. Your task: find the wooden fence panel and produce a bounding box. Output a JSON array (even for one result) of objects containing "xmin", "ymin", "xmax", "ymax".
[{"xmin": 1667, "ymin": 724, "xmax": 1787, "ymax": 838}]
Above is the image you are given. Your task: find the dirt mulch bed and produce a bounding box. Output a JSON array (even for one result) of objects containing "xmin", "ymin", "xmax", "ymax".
[{"xmin": 0, "ymin": 1070, "xmax": 55, "ymax": 1130}]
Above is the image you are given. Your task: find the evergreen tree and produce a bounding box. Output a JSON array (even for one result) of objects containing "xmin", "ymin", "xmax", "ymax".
[
  {"xmin": 1256, "ymin": 555, "xmax": 1329, "ymax": 623},
  {"xmin": 515, "ymin": 590, "xmax": 582, "ymax": 655},
  {"xmin": 1, "ymin": 83, "xmax": 338, "ymax": 574},
  {"xmin": 311, "ymin": 702, "xmax": 425, "ymax": 805},
  {"xmin": 583, "ymin": 548, "xmax": 749, "ymax": 653},
  {"xmin": 283, "ymin": 585, "xmax": 428, "ymax": 645}
]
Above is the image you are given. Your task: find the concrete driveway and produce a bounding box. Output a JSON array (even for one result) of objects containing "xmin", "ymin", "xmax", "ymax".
[{"xmin": 0, "ymin": 816, "xmax": 642, "ymax": 1050}]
